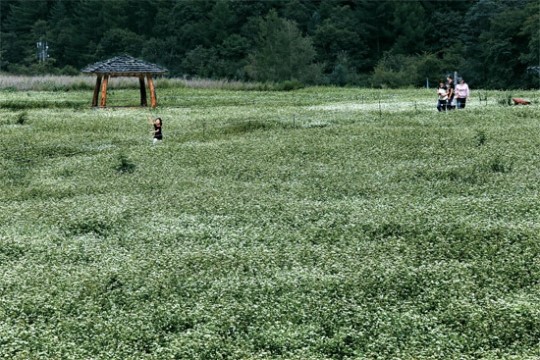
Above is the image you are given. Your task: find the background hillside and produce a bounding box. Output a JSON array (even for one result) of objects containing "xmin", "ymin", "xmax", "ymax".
[{"xmin": 1, "ymin": 0, "xmax": 538, "ymax": 88}]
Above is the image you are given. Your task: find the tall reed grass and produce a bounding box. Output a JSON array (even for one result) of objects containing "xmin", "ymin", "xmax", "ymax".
[
  {"xmin": 0, "ymin": 74, "xmax": 275, "ymax": 92},
  {"xmin": 0, "ymin": 74, "xmax": 95, "ymax": 91}
]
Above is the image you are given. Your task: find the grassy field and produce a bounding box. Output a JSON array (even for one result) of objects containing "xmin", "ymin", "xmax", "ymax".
[{"xmin": 1, "ymin": 85, "xmax": 540, "ymax": 359}]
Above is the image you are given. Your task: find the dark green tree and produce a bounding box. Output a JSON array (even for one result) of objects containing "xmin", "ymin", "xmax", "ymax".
[
  {"xmin": 0, "ymin": 0, "xmax": 536, "ymax": 88},
  {"xmin": 48, "ymin": 0, "xmax": 78, "ymax": 69},
  {"xmin": 355, "ymin": 0, "xmax": 394, "ymax": 69},
  {"xmin": 281, "ymin": 0, "xmax": 318, "ymax": 33},
  {"xmin": 208, "ymin": 1, "xmax": 236, "ymax": 44},
  {"xmin": 2, "ymin": 0, "xmax": 49, "ymax": 69},
  {"xmin": 479, "ymin": 8, "xmax": 526, "ymax": 87},
  {"xmin": 96, "ymin": 28, "xmax": 144, "ymax": 59},
  {"xmin": 520, "ymin": 1, "xmax": 540, "ymax": 62},
  {"xmin": 465, "ymin": 0, "xmax": 536, "ymax": 88},
  {"xmin": 182, "ymin": 45, "xmax": 218, "ymax": 78},
  {"xmin": 217, "ymin": 34, "xmax": 251, "ymax": 79},
  {"xmin": 141, "ymin": 36, "xmax": 181, "ymax": 75},
  {"xmin": 313, "ymin": 3, "xmax": 369, "ymax": 74},
  {"xmin": 461, "ymin": 0, "xmax": 507, "ymax": 87},
  {"xmin": 246, "ymin": 10, "xmax": 319, "ymax": 83},
  {"xmin": 391, "ymin": 2, "xmax": 428, "ymax": 55}
]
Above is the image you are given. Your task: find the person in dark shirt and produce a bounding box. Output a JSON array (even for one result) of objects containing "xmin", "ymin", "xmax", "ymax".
[
  {"xmin": 148, "ymin": 116, "xmax": 163, "ymax": 144},
  {"xmin": 446, "ymin": 76, "xmax": 456, "ymax": 110}
]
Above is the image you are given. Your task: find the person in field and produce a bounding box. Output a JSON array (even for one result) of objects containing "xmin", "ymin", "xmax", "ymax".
[
  {"xmin": 148, "ymin": 116, "xmax": 163, "ymax": 144},
  {"xmin": 455, "ymin": 78, "xmax": 470, "ymax": 109},
  {"xmin": 446, "ymin": 75, "xmax": 456, "ymax": 110},
  {"xmin": 437, "ymin": 81, "xmax": 448, "ymax": 112}
]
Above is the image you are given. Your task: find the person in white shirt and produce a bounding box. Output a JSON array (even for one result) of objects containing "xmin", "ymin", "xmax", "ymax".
[
  {"xmin": 437, "ymin": 81, "xmax": 448, "ymax": 112},
  {"xmin": 455, "ymin": 78, "xmax": 470, "ymax": 109}
]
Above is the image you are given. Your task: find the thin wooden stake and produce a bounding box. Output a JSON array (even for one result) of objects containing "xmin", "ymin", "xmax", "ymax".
[{"xmin": 379, "ymin": 95, "xmax": 382, "ymax": 119}]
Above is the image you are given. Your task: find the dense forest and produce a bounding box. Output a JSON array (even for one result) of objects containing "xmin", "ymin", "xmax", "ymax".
[{"xmin": 0, "ymin": 0, "xmax": 538, "ymax": 88}]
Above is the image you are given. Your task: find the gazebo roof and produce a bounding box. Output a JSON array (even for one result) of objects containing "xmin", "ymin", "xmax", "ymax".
[{"xmin": 81, "ymin": 55, "xmax": 167, "ymax": 76}]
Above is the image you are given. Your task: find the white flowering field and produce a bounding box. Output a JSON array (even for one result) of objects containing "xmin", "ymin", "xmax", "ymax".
[{"xmin": 1, "ymin": 86, "xmax": 540, "ymax": 359}]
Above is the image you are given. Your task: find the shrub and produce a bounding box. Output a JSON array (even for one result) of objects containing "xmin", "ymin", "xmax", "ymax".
[
  {"xmin": 371, "ymin": 52, "xmax": 445, "ymax": 88},
  {"xmin": 15, "ymin": 111, "xmax": 28, "ymax": 125},
  {"xmin": 64, "ymin": 218, "xmax": 114, "ymax": 237},
  {"xmin": 474, "ymin": 130, "xmax": 487, "ymax": 147},
  {"xmin": 496, "ymin": 92, "xmax": 513, "ymax": 106},
  {"xmin": 222, "ymin": 120, "xmax": 272, "ymax": 135},
  {"xmin": 277, "ymin": 80, "xmax": 304, "ymax": 91},
  {"xmin": 115, "ymin": 153, "xmax": 136, "ymax": 173},
  {"xmin": 488, "ymin": 155, "xmax": 512, "ymax": 173},
  {"xmin": 59, "ymin": 65, "xmax": 80, "ymax": 76}
]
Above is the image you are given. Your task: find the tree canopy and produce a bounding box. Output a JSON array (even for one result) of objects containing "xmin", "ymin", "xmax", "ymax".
[{"xmin": 1, "ymin": 0, "xmax": 538, "ymax": 88}]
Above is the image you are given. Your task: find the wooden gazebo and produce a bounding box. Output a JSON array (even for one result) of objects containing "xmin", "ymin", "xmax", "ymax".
[{"xmin": 82, "ymin": 55, "xmax": 167, "ymax": 108}]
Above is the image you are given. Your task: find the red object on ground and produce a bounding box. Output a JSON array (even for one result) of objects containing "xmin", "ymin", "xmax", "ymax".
[{"xmin": 512, "ymin": 98, "xmax": 531, "ymax": 105}]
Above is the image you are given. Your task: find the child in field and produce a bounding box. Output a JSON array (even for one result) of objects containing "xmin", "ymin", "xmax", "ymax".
[
  {"xmin": 148, "ymin": 116, "xmax": 163, "ymax": 144},
  {"xmin": 437, "ymin": 82, "xmax": 448, "ymax": 112}
]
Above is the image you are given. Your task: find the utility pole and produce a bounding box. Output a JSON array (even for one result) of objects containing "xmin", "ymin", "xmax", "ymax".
[{"xmin": 36, "ymin": 40, "xmax": 49, "ymax": 62}]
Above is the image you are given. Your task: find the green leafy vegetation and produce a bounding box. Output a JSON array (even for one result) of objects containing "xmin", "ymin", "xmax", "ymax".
[
  {"xmin": 1, "ymin": 0, "xmax": 538, "ymax": 88},
  {"xmin": 1, "ymin": 86, "xmax": 540, "ymax": 359},
  {"xmin": 115, "ymin": 153, "xmax": 137, "ymax": 174},
  {"xmin": 15, "ymin": 111, "xmax": 28, "ymax": 125}
]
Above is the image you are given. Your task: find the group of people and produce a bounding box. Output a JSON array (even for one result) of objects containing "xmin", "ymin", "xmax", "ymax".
[
  {"xmin": 437, "ymin": 76, "xmax": 470, "ymax": 111},
  {"xmin": 146, "ymin": 78, "xmax": 471, "ymax": 145}
]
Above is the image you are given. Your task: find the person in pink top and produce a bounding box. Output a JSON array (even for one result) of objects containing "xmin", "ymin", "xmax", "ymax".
[{"xmin": 455, "ymin": 78, "xmax": 470, "ymax": 109}]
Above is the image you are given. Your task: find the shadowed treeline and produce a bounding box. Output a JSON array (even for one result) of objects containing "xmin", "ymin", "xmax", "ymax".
[{"xmin": 1, "ymin": 0, "xmax": 538, "ymax": 88}]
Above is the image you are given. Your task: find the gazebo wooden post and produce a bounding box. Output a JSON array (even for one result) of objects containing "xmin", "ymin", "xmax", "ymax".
[
  {"xmin": 147, "ymin": 74, "xmax": 157, "ymax": 108},
  {"xmin": 139, "ymin": 76, "xmax": 147, "ymax": 107},
  {"xmin": 92, "ymin": 75, "xmax": 102, "ymax": 107},
  {"xmin": 100, "ymin": 75, "xmax": 109, "ymax": 107}
]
